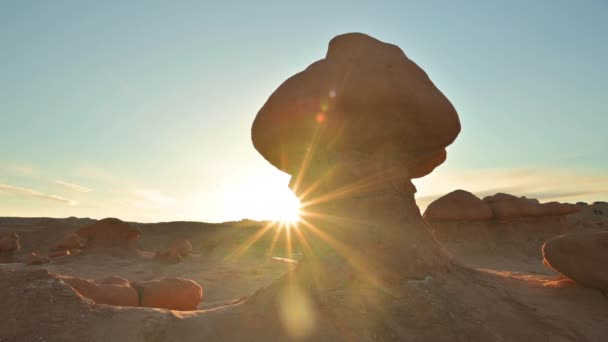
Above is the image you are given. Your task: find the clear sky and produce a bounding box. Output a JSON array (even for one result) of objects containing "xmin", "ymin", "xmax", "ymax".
[{"xmin": 1, "ymin": 1, "xmax": 607, "ymax": 222}]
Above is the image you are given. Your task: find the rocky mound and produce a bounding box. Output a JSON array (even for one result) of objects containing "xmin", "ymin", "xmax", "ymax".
[
  {"xmin": 423, "ymin": 190, "xmax": 493, "ymax": 221},
  {"xmin": 483, "ymin": 193, "xmax": 580, "ymax": 219},
  {"xmin": 76, "ymin": 218, "xmax": 141, "ymax": 250},
  {"xmin": 543, "ymin": 231, "xmax": 608, "ymax": 291}
]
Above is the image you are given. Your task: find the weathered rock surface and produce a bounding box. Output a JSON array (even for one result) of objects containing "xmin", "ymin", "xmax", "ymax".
[
  {"xmin": 76, "ymin": 218, "xmax": 141, "ymax": 250},
  {"xmin": 132, "ymin": 277, "xmax": 203, "ymax": 310},
  {"xmin": 59, "ymin": 275, "xmax": 139, "ymax": 307},
  {"xmin": 24, "ymin": 252, "xmax": 50, "ymax": 265},
  {"xmin": 169, "ymin": 238, "xmax": 193, "ymax": 257},
  {"xmin": 424, "ymin": 189, "xmax": 493, "ymax": 221},
  {"xmin": 543, "ymin": 231, "xmax": 608, "ymax": 291}
]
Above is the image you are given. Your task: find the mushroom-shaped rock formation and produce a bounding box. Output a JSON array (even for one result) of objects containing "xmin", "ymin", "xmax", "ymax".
[
  {"xmin": 0, "ymin": 232, "xmax": 20, "ymax": 255},
  {"xmin": 424, "ymin": 190, "xmax": 493, "ymax": 221},
  {"xmin": 542, "ymin": 231, "xmax": 608, "ymax": 292},
  {"xmin": 59, "ymin": 275, "xmax": 139, "ymax": 307},
  {"xmin": 252, "ymin": 32, "xmax": 460, "ymax": 193},
  {"xmin": 131, "ymin": 277, "xmax": 203, "ymax": 311},
  {"xmin": 251, "ymin": 33, "xmax": 460, "ymax": 285},
  {"xmin": 76, "ymin": 218, "xmax": 141, "ymax": 250}
]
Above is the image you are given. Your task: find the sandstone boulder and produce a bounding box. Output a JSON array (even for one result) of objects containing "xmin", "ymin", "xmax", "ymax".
[
  {"xmin": 542, "ymin": 231, "xmax": 608, "ymax": 291},
  {"xmin": 24, "ymin": 252, "xmax": 50, "ymax": 265},
  {"xmin": 252, "ymin": 32, "xmax": 460, "ymax": 183},
  {"xmin": 60, "ymin": 275, "xmax": 139, "ymax": 307},
  {"xmin": 0, "ymin": 232, "xmax": 20, "ymax": 255},
  {"xmin": 424, "ymin": 190, "xmax": 493, "ymax": 221},
  {"xmin": 132, "ymin": 277, "xmax": 203, "ymax": 311},
  {"xmin": 76, "ymin": 218, "xmax": 141, "ymax": 249}
]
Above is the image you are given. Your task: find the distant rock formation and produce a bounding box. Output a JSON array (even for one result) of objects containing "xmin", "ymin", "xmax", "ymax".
[
  {"xmin": 424, "ymin": 190, "xmax": 580, "ymax": 222},
  {"xmin": 76, "ymin": 218, "xmax": 141, "ymax": 250},
  {"xmin": 52, "ymin": 233, "xmax": 83, "ymax": 251},
  {"xmin": 543, "ymin": 231, "xmax": 608, "ymax": 291},
  {"xmin": 423, "ymin": 190, "xmax": 493, "ymax": 221},
  {"xmin": 154, "ymin": 238, "xmax": 193, "ymax": 264},
  {"xmin": 483, "ymin": 193, "xmax": 579, "ymax": 219}
]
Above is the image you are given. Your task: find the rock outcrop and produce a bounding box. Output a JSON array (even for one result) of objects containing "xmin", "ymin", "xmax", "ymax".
[
  {"xmin": 0, "ymin": 232, "xmax": 20, "ymax": 255},
  {"xmin": 59, "ymin": 275, "xmax": 139, "ymax": 307},
  {"xmin": 76, "ymin": 218, "xmax": 141, "ymax": 250},
  {"xmin": 542, "ymin": 231, "xmax": 608, "ymax": 292},
  {"xmin": 132, "ymin": 277, "xmax": 203, "ymax": 311},
  {"xmin": 423, "ymin": 190, "xmax": 493, "ymax": 221}
]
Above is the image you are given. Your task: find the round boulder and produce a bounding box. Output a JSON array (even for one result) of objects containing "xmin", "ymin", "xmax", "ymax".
[
  {"xmin": 542, "ymin": 231, "xmax": 608, "ymax": 291},
  {"xmin": 423, "ymin": 190, "xmax": 493, "ymax": 221},
  {"xmin": 132, "ymin": 277, "xmax": 203, "ymax": 311}
]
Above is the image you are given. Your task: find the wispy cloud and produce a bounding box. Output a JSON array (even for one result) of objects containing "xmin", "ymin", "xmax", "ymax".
[
  {"xmin": 0, "ymin": 183, "xmax": 78, "ymax": 205},
  {"xmin": 129, "ymin": 189, "xmax": 176, "ymax": 209},
  {"xmin": 55, "ymin": 180, "xmax": 92, "ymax": 193}
]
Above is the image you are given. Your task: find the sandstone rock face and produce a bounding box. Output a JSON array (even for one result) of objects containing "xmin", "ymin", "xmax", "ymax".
[
  {"xmin": 424, "ymin": 190, "xmax": 493, "ymax": 221},
  {"xmin": 60, "ymin": 275, "xmax": 139, "ymax": 307},
  {"xmin": 53, "ymin": 233, "xmax": 83, "ymax": 251},
  {"xmin": 132, "ymin": 277, "xmax": 203, "ymax": 311},
  {"xmin": 542, "ymin": 231, "xmax": 608, "ymax": 291},
  {"xmin": 0, "ymin": 232, "xmax": 20, "ymax": 254},
  {"xmin": 24, "ymin": 252, "xmax": 50, "ymax": 265},
  {"xmin": 252, "ymin": 32, "xmax": 460, "ymax": 182},
  {"xmin": 76, "ymin": 218, "xmax": 141, "ymax": 249}
]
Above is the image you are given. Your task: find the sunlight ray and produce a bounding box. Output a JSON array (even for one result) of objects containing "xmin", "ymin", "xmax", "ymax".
[{"xmin": 227, "ymin": 220, "xmax": 276, "ymax": 259}]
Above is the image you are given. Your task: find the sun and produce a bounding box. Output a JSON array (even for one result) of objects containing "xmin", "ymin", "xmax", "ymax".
[{"xmin": 273, "ymin": 192, "xmax": 302, "ymax": 224}]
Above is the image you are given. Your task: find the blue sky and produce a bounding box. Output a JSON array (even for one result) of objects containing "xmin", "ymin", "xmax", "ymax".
[{"xmin": 1, "ymin": 1, "xmax": 607, "ymax": 222}]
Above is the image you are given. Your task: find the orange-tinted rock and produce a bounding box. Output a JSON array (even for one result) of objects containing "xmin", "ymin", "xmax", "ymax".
[
  {"xmin": 539, "ymin": 202, "xmax": 581, "ymax": 216},
  {"xmin": 76, "ymin": 218, "xmax": 141, "ymax": 249},
  {"xmin": 251, "ymin": 32, "xmax": 460, "ymax": 180},
  {"xmin": 60, "ymin": 275, "xmax": 139, "ymax": 307},
  {"xmin": 542, "ymin": 231, "xmax": 608, "ymax": 291},
  {"xmin": 24, "ymin": 252, "xmax": 50, "ymax": 265},
  {"xmin": 49, "ymin": 250, "xmax": 71, "ymax": 258},
  {"xmin": 132, "ymin": 277, "xmax": 203, "ymax": 311},
  {"xmin": 0, "ymin": 233, "xmax": 20, "ymax": 255},
  {"xmin": 169, "ymin": 238, "xmax": 193, "ymax": 257},
  {"xmin": 53, "ymin": 233, "xmax": 83, "ymax": 251},
  {"xmin": 424, "ymin": 190, "xmax": 493, "ymax": 221}
]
